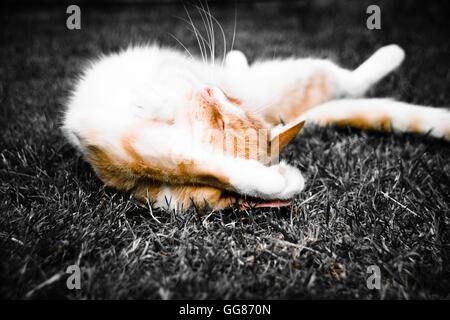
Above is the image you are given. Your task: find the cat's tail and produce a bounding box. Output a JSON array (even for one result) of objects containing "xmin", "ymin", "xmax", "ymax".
[{"xmin": 300, "ymin": 98, "xmax": 450, "ymax": 140}]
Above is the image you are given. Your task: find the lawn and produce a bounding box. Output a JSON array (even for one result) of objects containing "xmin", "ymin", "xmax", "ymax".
[{"xmin": 0, "ymin": 0, "xmax": 449, "ymax": 299}]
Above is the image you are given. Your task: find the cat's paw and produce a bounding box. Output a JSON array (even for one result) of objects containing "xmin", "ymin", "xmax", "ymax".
[
  {"xmin": 374, "ymin": 44, "xmax": 405, "ymax": 74},
  {"xmin": 254, "ymin": 162, "xmax": 305, "ymax": 199},
  {"xmin": 225, "ymin": 50, "xmax": 249, "ymax": 70},
  {"xmin": 272, "ymin": 161, "xmax": 305, "ymax": 199},
  {"xmin": 230, "ymin": 161, "xmax": 285, "ymax": 198},
  {"xmin": 229, "ymin": 160, "xmax": 305, "ymax": 200}
]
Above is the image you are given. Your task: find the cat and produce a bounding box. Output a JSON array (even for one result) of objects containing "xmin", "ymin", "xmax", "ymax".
[{"xmin": 63, "ymin": 44, "xmax": 450, "ymax": 212}]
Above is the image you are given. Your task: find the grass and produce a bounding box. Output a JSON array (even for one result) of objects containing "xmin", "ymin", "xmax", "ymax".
[{"xmin": 0, "ymin": 0, "xmax": 449, "ymax": 299}]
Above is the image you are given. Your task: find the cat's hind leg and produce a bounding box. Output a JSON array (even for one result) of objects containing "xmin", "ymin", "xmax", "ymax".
[
  {"xmin": 336, "ymin": 44, "xmax": 405, "ymax": 97},
  {"xmin": 300, "ymin": 98, "xmax": 450, "ymax": 140},
  {"xmin": 232, "ymin": 45, "xmax": 404, "ymax": 126}
]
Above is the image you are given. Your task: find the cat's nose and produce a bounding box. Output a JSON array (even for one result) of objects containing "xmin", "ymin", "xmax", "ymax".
[
  {"xmin": 205, "ymin": 87, "xmax": 213, "ymax": 97},
  {"xmin": 199, "ymin": 85, "xmax": 221, "ymax": 99},
  {"xmin": 200, "ymin": 85, "xmax": 216, "ymax": 97}
]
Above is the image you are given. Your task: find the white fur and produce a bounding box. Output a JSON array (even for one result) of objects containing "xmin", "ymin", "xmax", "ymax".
[
  {"xmin": 63, "ymin": 43, "xmax": 448, "ymax": 209},
  {"xmin": 301, "ymin": 99, "xmax": 450, "ymax": 139},
  {"xmin": 63, "ymin": 44, "xmax": 312, "ymax": 204},
  {"xmin": 353, "ymin": 44, "xmax": 405, "ymax": 94}
]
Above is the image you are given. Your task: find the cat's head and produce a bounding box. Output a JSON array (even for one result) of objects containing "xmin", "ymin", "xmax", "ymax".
[{"xmin": 188, "ymin": 85, "xmax": 304, "ymax": 164}]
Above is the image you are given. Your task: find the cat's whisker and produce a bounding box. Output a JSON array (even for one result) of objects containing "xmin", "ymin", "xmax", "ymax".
[
  {"xmin": 197, "ymin": 3, "xmax": 227, "ymax": 67},
  {"xmin": 203, "ymin": 1, "xmax": 214, "ymax": 65},
  {"xmin": 195, "ymin": 4, "xmax": 213, "ymax": 64},
  {"xmin": 230, "ymin": 5, "xmax": 237, "ymax": 53},
  {"xmin": 197, "ymin": 2, "xmax": 214, "ymax": 65},
  {"xmin": 184, "ymin": 5, "xmax": 207, "ymax": 64},
  {"xmin": 168, "ymin": 33, "xmax": 194, "ymax": 60},
  {"xmin": 211, "ymin": 12, "xmax": 227, "ymax": 67},
  {"xmin": 177, "ymin": 16, "xmax": 212, "ymax": 58},
  {"xmin": 202, "ymin": 1, "xmax": 217, "ymax": 66}
]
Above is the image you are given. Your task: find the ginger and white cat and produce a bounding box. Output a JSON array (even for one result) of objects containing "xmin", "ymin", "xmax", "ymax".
[{"xmin": 63, "ymin": 43, "xmax": 450, "ymax": 211}]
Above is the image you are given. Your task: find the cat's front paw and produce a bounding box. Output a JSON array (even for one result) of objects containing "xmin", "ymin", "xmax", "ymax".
[
  {"xmin": 272, "ymin": 161, "xmax": 305, "ymax": 199},
  {"xmin": 229, "ymin": 160, "xmax": 305, "ymax": 200},
  {"xmin": 252, "ymin": 162, "xmax": 305, "ymax": 199}
]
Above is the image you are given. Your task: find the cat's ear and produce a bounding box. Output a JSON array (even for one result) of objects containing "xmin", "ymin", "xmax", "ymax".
[{"xmin": 270, "ymin": 119, "xmax": 305, "ymax": 152}]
